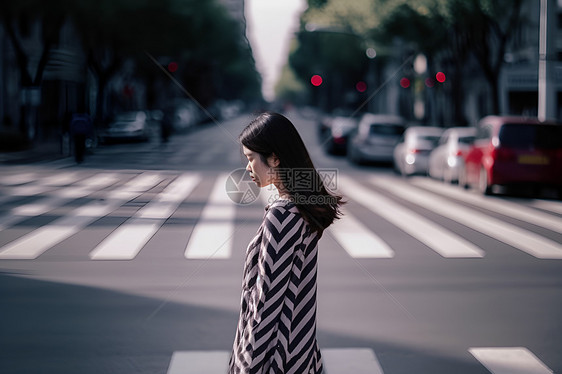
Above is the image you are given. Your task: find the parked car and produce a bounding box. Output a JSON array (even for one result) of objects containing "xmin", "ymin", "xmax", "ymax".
[
  {"xmin": 99, "ymin": 111, "xmax": 151, "ymax": 143},
  {"xmin": 348, "ymin": 114, "xmax": 406, "ymax": 164},
  {"xmin": 321, "ymin": 116, "xmax": 358, "ymax": 154},
  {"xmin": 428, "ymin": 127, "xmax": 476, "ymax": 183},
  {"xmin": 169, "ymin": 99, "xmax": 201, "ymax": 132},
  {"xmin": 393, "ymin": 126, "xmax": 443, "ymax": 176},
  {"xmin": 460, "ymin": 116, "xmax": 562, "ymax": 195},
  {"xmin": 316, "ymin": 108, "xmax": 352, "ymax": 141}
]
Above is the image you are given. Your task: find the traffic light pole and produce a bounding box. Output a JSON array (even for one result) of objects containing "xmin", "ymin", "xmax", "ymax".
[{"xmin": 538, "ymin": 0, "xmax": 556, "ymax": 121}]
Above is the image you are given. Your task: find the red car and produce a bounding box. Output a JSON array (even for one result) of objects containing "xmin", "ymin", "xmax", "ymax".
[{"xmin": 461, "ymin": 116, "xmax": 562, "ymax": 196}]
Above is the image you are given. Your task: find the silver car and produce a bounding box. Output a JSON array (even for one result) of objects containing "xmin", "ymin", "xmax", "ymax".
[
  {"xmin": 348, "ymin": 114, "xmax": 406, "ymax": 164},
  {"xmin": 393, "ymin": 126, "xmax": 443, "ymax": 176},
  {"xmin": 428, "ymin": 127, "xmax": 476, "ymax": 183},
  {"xmin": 99, "ymin": 111, "xmax": 151, "ymax": 143}
]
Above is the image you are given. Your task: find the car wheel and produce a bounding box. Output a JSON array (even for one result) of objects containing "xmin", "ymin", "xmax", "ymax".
[
  {"xmin": 443, "ymin": 165, "xmax": 453, "ymax": 184},
  {"xmin": 347, "ymin": 145, "xmax": 362, "ymax": 165},
  {"xmin": 478, "ymin": 167, "xmax": 492, "ymax": 195},
  {"xmin": 458, "ymin": 165, "xmax": 468, "ymax": 189}
]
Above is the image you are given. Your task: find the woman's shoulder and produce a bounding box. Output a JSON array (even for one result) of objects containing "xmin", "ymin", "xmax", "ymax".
[
  {"xmin": 265, "ymin": 199, "xmax": 301, "ymax": 222},
  {"xmin": 266, "ymin": 198, "xmax": 298, "ymax": 212}
]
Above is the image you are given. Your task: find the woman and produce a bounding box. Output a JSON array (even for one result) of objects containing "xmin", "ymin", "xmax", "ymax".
[{"xmin": 229, "ymin": 112, "xmax": 344, "ymax": 374}]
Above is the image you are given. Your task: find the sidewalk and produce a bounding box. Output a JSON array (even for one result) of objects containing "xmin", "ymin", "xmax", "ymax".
[{"xmin": 0, "ymin": 140, "xmax": 70, "ymax": 165}]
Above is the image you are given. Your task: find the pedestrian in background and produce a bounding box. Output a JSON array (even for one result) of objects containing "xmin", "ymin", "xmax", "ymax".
[
  {"xmin": 229, "ymin": 112, "xmax": 344, "ymax": 374},
  {"xmin": 69, "ymin": 113, "xmax": 93, "ymax": 164}
]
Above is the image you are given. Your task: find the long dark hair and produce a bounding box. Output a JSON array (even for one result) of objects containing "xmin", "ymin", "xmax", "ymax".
[{"xmin": 240, "ymin": 112, "xmax": 344, "ymax": 233}]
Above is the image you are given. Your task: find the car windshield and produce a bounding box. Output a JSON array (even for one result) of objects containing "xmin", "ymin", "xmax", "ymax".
[
  {"xmin": 418, "ymin": 135, "xmax": 441, "ymax": 146},
  {"xmin": 499, "ymin": 124, "xmax": 562, "ymax": 149},
  {"xmin": 115, "ymin": 112, "xmax": 145, "ymax": 121},
  {"xmin": 458, "ymin": 136, "xmax": 475, "ymax": 145},
  {"xmin": 369, "ymin": 124, "xmax": 405, "ymax": 136}
]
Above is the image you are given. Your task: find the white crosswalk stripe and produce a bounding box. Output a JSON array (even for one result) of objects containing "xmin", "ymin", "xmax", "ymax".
[
  {"xmin": 328, "ymin": 209, "xmax": 395, "ymax": 258},
  {"xmin": 40, "ymin": 171, "xmax": 83, "ymax": 186},
  {"xmin": 0, "ymin": 173, "xmax": 161, "ymax": 259},
  {"xmin": 372, "ymin": 176, "xmax": 562, "ymax": 259},
  {"xmin": 184, "ymin": 173, "xmax": 235, "ymax": 259},
  {"xmin": 0, "ymin": 173, "xmax": 119, "ymax": 231},
  {"xmin": 528, "ymin": 198, "xmax": 562, "ymax": 215},
  {"xmin": 0, "ymin": 170, "xmax": 560, "ymax": 262},
  {"xmin": 411, "ymin": 177, "xmax": 562, "ymax": 234},
  {"xmin": 338, "ymin": 175, "xmax": 485, "ymax": 258},
  {"xmin": 166, "ymin": 348, "xmax": 385, "ymax": 374},
  {"xmin": 165, "ymin": 347, "xmax": 553, "ymax": 374},
  {"xmin": 90, "ymin": 173, "xmax": 199, "ymax": 260},
  {"xmin": 469, "ymin": 347, "xmax": 554, "ymax": 374}
]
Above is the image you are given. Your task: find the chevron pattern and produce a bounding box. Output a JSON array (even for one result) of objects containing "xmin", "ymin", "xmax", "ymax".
[{"xmin": 229, "ymin": 200, "xmax": 323, "ymax": 374}]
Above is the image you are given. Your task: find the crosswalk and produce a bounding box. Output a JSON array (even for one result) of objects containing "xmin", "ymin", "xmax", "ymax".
[
  {"xmin": 1, "ymin": 169, "xmax": 561, "ymax": 261},
  {"xmin": 164, "ymin": 346, "xmax": 553, "ymax": 374}
]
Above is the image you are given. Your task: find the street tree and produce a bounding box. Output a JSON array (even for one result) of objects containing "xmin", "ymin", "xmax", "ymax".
[
  {"xmin": 375, "ymin": 0, "xmax": 526, "ymax": 116},
  {"xmin": 0, "ymin": 0, "xmax": 67, "ymax": 139}
]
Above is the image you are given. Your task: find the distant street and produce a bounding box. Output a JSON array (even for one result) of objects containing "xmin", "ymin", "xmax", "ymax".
[{"xmin": 1, "ymin": 109, "xmax": 561, "ymax": 374}]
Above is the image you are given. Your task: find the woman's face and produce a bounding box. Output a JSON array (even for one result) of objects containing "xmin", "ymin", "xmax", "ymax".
[{"xmin": 242, "ymin": 146, "xmax": 275, "ymax": 188}]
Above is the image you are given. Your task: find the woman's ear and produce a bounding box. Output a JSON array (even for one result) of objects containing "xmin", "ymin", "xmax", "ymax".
[{"xmin": 267, "ymin": 154, "xmax": 280, "ymax": 168}]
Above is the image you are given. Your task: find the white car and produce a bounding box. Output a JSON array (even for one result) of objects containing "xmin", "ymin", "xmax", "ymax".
[
  {"xmin": 99, "ymin": 111, "xmax": 151, "ymax": 143},
  {"xmin": 393, "ymin": 126, "xmax": 443, "ymax": 176},
  {"xmin": 428, "ymin": 127, "xmax": 476, "ymax": 183},
  {"xmin": 348, "ymin": 114, "xmax": 406, "ymax": 164}
]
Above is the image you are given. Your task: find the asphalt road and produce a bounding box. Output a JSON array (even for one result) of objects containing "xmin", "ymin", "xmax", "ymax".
[{"xmin": 1, "ymin": 109, "xmax": 561, "ymax": 374}]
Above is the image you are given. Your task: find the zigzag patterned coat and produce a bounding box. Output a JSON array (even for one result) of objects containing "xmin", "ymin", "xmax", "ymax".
[{"xmin": 229, "ymin": 199, "xmax": 323, "ymax": 374}]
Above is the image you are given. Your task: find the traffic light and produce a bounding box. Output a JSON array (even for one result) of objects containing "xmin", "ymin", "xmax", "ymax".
[
  {"xmin": 425, "ymin": 77, "xmax": 435, "ymax": 88},
  {"xmin": 311, "ymin": 75, "xmax": 323, "ymax": 86},
  {"xmin": 167, "ymin": 62, "xmax": 178, "ymax": 73},
  {"xmin": 400, "ymin": 77, "xmax": 410, "ymax": 88},
  {"xmin": 356, "ymin": 81, "xmax": 367, "ymax": 93},
  {"xmin": 436, "ymin": 72, "xmax": 446, "ymax": 83}
]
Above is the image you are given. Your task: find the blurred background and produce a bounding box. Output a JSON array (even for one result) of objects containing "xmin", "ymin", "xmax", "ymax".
[
  {"xmin": 0, "ymin": 0, "xmax": 561, "ymax": 155},
  {"xmin": 1, "ymin": 2, "xmax": 562, "ymax": 373}
]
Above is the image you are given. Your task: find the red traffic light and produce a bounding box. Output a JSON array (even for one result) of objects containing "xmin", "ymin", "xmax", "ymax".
[
  {"xmin": 400, "ymin": 77, "xmax": 410, "ymax": 88},
  {"xmin": 311, "ymin": 75, "xmax": 323, "ymax": 86},
  {"xmin": 356, "ymin": 81, "xmax": 367, "ymax": 93},
  {"xmin": 168, "ymin": 62, "xmax": 178, "ymax": 73},
  {"xmin": 436, "ymin": 72, "xmax": 446, "ymax": 83}
]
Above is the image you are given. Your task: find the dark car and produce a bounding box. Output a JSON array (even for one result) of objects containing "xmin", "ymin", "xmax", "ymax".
[
  {"xmin": 321, "ymin": 116, "xmax": 358, "ymax": 154},
  {"xmin": 460, "ymin": 116, "xmax": 562, "ymax": 196}
]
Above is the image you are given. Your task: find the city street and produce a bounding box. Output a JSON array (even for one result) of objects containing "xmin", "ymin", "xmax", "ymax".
[{"xmin": 1, "ymin": 110, "xmax": 561, "ymax": 374}]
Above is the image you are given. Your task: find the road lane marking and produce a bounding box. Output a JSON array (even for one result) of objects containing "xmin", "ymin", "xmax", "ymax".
[
  {"xmin": 322, "ymin": 348, "xmax": 384, "ymax": 374},
  {"xmin": 328, "ymin": 209, "xmax": 395, "ymax": 258},
  {"xmin": 0, "ymin": 172, "xmax": 37, "ymax": 185},
  {"xmin": 91, "ymin": 173, "xmax": 199, "ymax": 260},
  {"xmin": 0, "ymin": 185, "xmax": 57, "ymax": 214},
  {"xmin": 166, "ymin": 348, "xmax": 384, "ymax": 374},
  {"xmin": 185, "ymin": 174, "xmax": 235, "ymax": 259},
  {"xmin": 12, "ymin": 173, "xmax": 119, "ymax": 215},
  {"xmin": 0, "ymin": 173, "xmax": 164, "ymax": 259},
  {"xmin": 41, "ymin": 171, "xmax": 82, "ymax": 186},
  {"xmin": 528, "ymin": 199, "xmax": 562, "ymax": 215},
  {"xmin": 0, "ymin": 173, "xmax": 119, "ymax": 231},
  {"xmin": 339, "ymin": 176, "xmax": 484, "ymax": 258},
  {"xmin": 469, "ymin": 347, "xmax": 553, "ymax": 374},
  {"xmin": 372, "ymin": 177, "xmax": 562, "ymax": 259},
  {"xmin": 167, "ymin": 351, "xmax": 230, "ymax": 374},
  {"xmin": 412, "ymin": 178, "xmax": 562, "ymax": 234}
]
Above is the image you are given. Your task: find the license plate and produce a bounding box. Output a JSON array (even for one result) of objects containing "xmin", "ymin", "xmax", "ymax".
[{"xmin": 518, "ymin": 155, "xmax": 549, "ymax": 165}]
